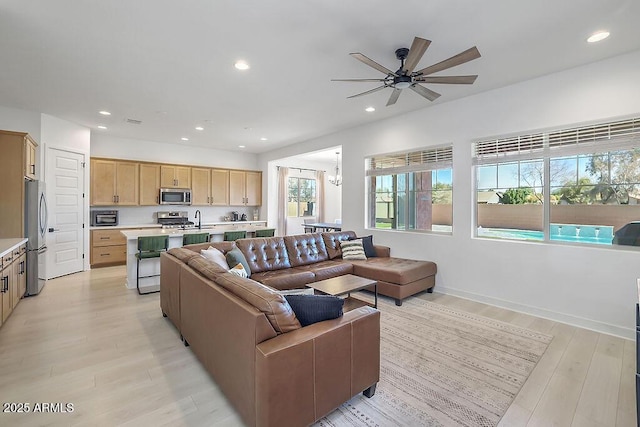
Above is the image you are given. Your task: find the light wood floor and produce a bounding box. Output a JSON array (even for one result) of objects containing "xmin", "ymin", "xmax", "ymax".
[{"xmin": 0, "ymin": 266, "xmax": 635, "ymax": 426}]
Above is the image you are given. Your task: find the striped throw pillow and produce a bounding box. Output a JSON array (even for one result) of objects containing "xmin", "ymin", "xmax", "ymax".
[{"xmin": 340, "ymin": 239, "xmax": 367, "ymax": 260}]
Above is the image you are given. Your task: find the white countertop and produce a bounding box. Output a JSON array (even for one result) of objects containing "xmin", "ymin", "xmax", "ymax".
[
  {"xmin": 90, "ymin": 224, "xmax": 163, "ymax": 230},
  {"xmin": 120, "ymin": 224, "xmax": 270, "ymax": 240},
  {"xmin": 0, "ymin": 238, "xmax": 28, "ymax": 258}
]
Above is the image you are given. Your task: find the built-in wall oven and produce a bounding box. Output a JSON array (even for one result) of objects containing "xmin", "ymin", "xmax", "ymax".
[
  {"xmin": 90, "ymin": 210, "xmax": 118, "ymax": 226},
  {"xmin": 159, "ymin": 188, "xmax": 192, "ymax": 205}
]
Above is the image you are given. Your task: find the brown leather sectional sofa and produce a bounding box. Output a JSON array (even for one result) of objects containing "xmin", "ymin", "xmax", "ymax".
[{"xmin": 159, "ymin": 231, "xmax": 436, "ymax": 426}]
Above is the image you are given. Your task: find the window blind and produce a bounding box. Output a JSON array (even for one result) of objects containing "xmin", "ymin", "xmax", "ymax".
[
  {"xmin": 474, "ymin": 117, "xmax": 640, "ymax": 164},
  {"xmin": 366, "ymin": 145, "xmax": 453, "ymax": 176}
]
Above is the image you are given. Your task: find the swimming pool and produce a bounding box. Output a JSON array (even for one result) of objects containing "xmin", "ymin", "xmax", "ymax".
[{"xmin": 477, "ymin": 224, "xmax": 614, "ymax": 245}]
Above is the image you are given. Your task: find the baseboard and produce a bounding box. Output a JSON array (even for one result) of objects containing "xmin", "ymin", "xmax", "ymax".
[{"xmin": 436, "ymin": 285, "xmax": 634, "ymax": 340}]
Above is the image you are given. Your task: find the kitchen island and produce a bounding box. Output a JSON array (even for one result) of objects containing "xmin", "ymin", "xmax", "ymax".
[{"xmin": 120, "ymin": 222, "xmax": 269, "ymax": 290}]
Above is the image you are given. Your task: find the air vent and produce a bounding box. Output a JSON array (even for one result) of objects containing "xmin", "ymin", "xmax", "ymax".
[{"xmin": 125, "ymin": 118, "xmax": 142, "ymax": 125}]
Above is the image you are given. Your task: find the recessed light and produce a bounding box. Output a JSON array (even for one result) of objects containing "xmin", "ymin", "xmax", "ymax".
[
  {"xmin": 260, "ymin": 137, "xmax": 268, "ymax": 141},
  {"xmin": 238, "ymin": 145, "xmax": 246, "ymax": 148},
  {"xmin": 99, "ymin": 111, "xmax": 111, "ymax": 116},
  {"xmin": 365, "ymin": 106, "xmax": 376, "ymax": 112},
  {"xmin": 587, "ymin": 31, "xmax": 610, "ymax": 43},
  {"xmin": 97, "ymin": 126, "xmax": 107, "ymax": 130},
  {"xmin": 195, "ymin": 126, "xmax": 204, "ymax": 131},
  {"xmin": 234, "ymin": 60, "xmax": 250, "ymax": 70},
  {"xmin": 181, "ymin": 137, "xmax": 189, "ymax": 141}
]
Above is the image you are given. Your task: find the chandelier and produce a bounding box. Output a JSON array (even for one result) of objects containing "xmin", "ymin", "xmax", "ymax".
[{"xmin": 328, "ymin": 151, "xmax": 342, "ymax": 186}]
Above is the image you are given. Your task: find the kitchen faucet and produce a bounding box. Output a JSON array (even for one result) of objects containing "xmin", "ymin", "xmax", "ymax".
[{"xmin": 195, "ymin": 210, "xmax": 201, "ymax": 229}]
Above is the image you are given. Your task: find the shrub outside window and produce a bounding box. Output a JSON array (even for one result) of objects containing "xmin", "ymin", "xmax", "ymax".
[
  {"xmin": 288, "ymin": 177, "xmax": 316, "ymax": 217},
  {"xmin": 474, "ymin": 117, "xmax": 640, "ymax": 248},
  {"xmin": 367, "ymin": 146, "xmax": 453, "ymax": 233}
]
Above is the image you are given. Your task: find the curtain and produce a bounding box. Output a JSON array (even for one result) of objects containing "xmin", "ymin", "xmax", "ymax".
[
  {"xmin": 315, "ymin": 170, "xmax": 325, "ymax": 223},
  {"xmin": 277, "ymin": 167, "xmax": 289, "ymax": 236}
]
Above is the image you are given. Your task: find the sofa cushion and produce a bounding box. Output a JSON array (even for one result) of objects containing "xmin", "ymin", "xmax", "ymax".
[
  {"xmin": 340, "ymin": 239, "xmax": 367, "ymax": 260},
  {"xmin": 350, "ymin": 257, "xmax": 437, "ymax": 285},
  {"xmin": 167, "ymin": 247, "xmax": 201, "ymax": 262},
  {"xmin": 293, "ymin": 260, "xmax": 354, "ymax": 281},
  {"xmin": 236, "ymin": 237, "xmax": 291, "ymax": 273},
  {"xmin": 214, "ymin": 272, "xmax": 301, "ymax": 334},
  {"xmin": 201, "ymin": 246, "xmax": 229, "ymax": 269},
  {"xmin": 188, "ymin": 255, "xmax": 230, "ymax": 281},
  {"xmin": 283, "ymin": 233, "xmax": 329, "ymax": 267},
  {"xmin": 250, "ymin": 268, "xmax": 316, "ymax": 290},
  {"xmin": 321, "ymin": 231, "xmax": 357, "ymax": 259},
  {"xmin": 284, "ymin": 294, "xmax": 344, "ymax": 327},
  {"xmin": 226, "ymin": 248, "xmax": 252, "ymax": 278}
]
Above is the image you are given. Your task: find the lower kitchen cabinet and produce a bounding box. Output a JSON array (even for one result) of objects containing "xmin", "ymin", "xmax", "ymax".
[{"xmin": 91, "ymin": 228, "xmax": 141, "ymax": 267}]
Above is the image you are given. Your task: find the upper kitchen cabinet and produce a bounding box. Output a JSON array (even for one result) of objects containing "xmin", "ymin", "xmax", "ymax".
[
  {"xmin": 229, "ymin": 170, "xmax": 261, "ymax": 206},
  {"xmin": 191, "ymin": 167, "xmax": 211, "ymax": 206},
  {"xmin": 160, "ymin": 165, "xmax": 191, "ymax": 189},
  {"xmin": 91, "ymin": 159, "xmax": 139, "ymax": 206},
  {"xmin": 25, "ymin": 136, "xmax": 37, "ymax": 180},
  {"xmin": 139, "ymin": 163, "xmax": 161, "ymax": 205},
  {"xmin": 192, "ymin": 168, "xmax": 230, "ymax": 206},
  {"xmin": 0, "ymin": 130, "xmax": 37, "ymax": 238}
]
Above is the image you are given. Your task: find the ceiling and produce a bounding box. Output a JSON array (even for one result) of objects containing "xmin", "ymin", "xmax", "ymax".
[{"xmin": 1, "ymin": 1, "xmax": 639, "ymax": 154}]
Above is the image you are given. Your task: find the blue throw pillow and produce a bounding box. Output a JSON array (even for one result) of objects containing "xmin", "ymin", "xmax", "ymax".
[
  {"xmin": 284, "ymin": 294, "xmax": 344, "ymax": 326},
  {"xmin": 225, "ymin": 248, "xmax": 251, "ymax": 278},
  {"xmin": 352, "ymin": 235, "xmax": 377, "ymax": 258}
]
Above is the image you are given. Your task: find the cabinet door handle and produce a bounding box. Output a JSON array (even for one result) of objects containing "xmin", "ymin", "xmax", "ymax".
[
  {"xmin": 31, "ymin": 164, "xmax": 36, "ymax": 174},
  {"xmin": 2, "ymin": 276, "xmax": 7, "ymax": 292},
  {"xmin": 113, "ymin": 195, "xmax": 116, "ymax": 203}
]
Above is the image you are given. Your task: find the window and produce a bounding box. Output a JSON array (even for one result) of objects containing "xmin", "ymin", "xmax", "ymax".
[
  {"xmin": 366, "ymin": 145, "xmax": 453, "ymax": 233},
  {"xmin": 474, "ymin": 117, "xmax": 640, "ymax": 248},
  {"xmin": 288, "ymin": 177, "xmax": 316, "ymax": 217}
]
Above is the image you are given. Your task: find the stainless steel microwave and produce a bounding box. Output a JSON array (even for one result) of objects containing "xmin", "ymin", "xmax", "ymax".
[
  {"xmin": 91, "ymin": 210, "xmax": 118, "ymax": 226},
  {"xmin": 159, "ymin": 188, "xmax": 192, "ymax": 205}
]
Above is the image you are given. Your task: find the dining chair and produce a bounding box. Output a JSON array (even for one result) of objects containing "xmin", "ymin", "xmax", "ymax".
[
  {"xmin": 136, "ymin": 235, "xmax": 169, "ymax": 295},
  {"xmin": 255, "ymin": 228, "xmax": 275, "ymax": 238},
  {"xmin": 224, "ymin": 230, "xmax": 247, "ymax": 241},
  {"xmin": 183, "ymin": 232, "xmax": 210, "ymax": 245}
]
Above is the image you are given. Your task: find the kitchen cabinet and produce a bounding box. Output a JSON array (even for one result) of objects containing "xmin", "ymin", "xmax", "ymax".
[
  {"xmin": 14, "ymin": 246, "xmax": 26, "ymax": 306},
  {"xmin": 160, "ymin": 165, "xmax": 191, "ymax": 188},
  {"xmin": 192, "ymin": 168, "xmax": 230, "ymax": 206},
  {"xmin": 91, "ymin": 159, "xmax": 139, "ymax": 206},
  {"xmin": 229, "ymin": 170, "xmax": 261, "ymax": 206},
  {"xmin": 191, "ymin": 167, "xmax": 211, "ymax": 206},
  {"xmin": 0, "ymin": 130, "xmax": 38, "ymax": 238},
  {"xmin": 25, "ymin": 136, "xmax": 37, "ymax": 180},
  {"xmin": 1, "ymin": 252, "xmax": 15, "ymax": 323},
  {"xmin": 139, "ymin": 163, "xmax": 161, "ymax": 205},
  {"xmin": 91, "ymin": 229, "xmax": 130, "ymax": 267}
]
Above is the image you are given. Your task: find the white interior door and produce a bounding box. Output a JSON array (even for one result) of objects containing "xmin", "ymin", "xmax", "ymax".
[{"xmin": 46, "ymin": 148, "xmax": 85, "ymax": 279}]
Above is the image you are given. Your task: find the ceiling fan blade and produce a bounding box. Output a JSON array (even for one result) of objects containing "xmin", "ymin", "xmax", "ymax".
[
  {"xmin": 403, "ymin": 37, "xmax": 431, "ymax": 73},
  {"xmin": 386, "ymin": 89, "xmax": 402, "ymax": 106},
  {"xmin": 350, "ymin": 53, "xmax": 397, "ymax": 76},
  {"xmin": 410, "ymin": 84, "xmax": 441, "ymax": 101},
  {"xmin": 414, "ymin": 75, "xmax": 478, "ymax": 84},
  {"xmin": 347, "ymin": 85, "xmax": 387, "ymax": 99},
  {"xmin": 414, "ymin": 46, "xmax": 481, "ymax": 76},
  {"xmin": 331, "ymin": 78, "xmax": 387, "ymax": 82}
]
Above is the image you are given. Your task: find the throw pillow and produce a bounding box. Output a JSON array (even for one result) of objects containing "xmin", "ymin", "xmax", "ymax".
[
  {"xmin": 340, "ymin": 239, "xmax": 367, "ymax": 260},
  {"xmin": 353, "ymin": 235, "xmax": 377, "ymax": 258},
  {"xmin": 284, "ymin": 294, "xmax": 344, "ymax": 327},
  {"xmin": 225, "ymin": 248, "xmax": 251, "ymax": 278},
  {"xmin": 276, "ymin": 288, "xmax": 315, "ymax": 296},
  {"xmin": 200, "ymin": 246, "xmax": 229, "ymax": 269},
  {"xmin": 228, "ymin": 263, "xmax": 248, "ymax": 278}
]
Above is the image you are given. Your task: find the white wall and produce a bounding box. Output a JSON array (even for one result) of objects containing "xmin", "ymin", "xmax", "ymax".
[
  {"xmin": 91, "ymin": 134, "xmax": 258, "ymax": 170},
  {"xmin": 259, "ymin": 49, "xmax": 640, "ymax": 339},
  {"xmin": 0, "ymin": 105, "xmax": 41, "ymax": 142},
  {"xmin": 40, "ymin": 114, "xmax": 91, "ymax": 272}
]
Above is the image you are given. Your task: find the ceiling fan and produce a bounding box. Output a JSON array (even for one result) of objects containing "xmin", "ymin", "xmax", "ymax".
[{"xmin": 332, "ymin": 37, "xmax": 481, "ymax": 106}]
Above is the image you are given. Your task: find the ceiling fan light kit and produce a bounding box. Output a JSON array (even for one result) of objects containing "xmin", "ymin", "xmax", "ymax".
[{"xmin": 332, "ymin": 36, "xmax": 481, "ymax": 106}]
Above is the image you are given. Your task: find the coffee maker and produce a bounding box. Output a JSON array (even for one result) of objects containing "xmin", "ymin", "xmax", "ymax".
[{"xmin": 230, "ymin": 211, "xmax": 239, "ymax": 221}]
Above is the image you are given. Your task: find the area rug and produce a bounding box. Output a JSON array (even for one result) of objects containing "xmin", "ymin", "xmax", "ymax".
[{"xmin": 316, "ymin": 298, "xmax": 553, "ymax": 427}]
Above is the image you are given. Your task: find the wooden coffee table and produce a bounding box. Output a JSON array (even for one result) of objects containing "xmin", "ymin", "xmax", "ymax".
[{"xmin": 307, "ymin": 274, "xmax": 378, "ymax": 310}]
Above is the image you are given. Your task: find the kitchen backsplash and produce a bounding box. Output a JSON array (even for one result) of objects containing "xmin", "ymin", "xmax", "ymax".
[{"xmin": 102, "ymin": 206, "xmax": 257, "ymax": 226}]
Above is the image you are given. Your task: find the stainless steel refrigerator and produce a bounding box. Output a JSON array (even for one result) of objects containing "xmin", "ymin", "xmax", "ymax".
[{"xmin": 25, "ymin": 180, "xmax": 48, "ymax": 296}]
